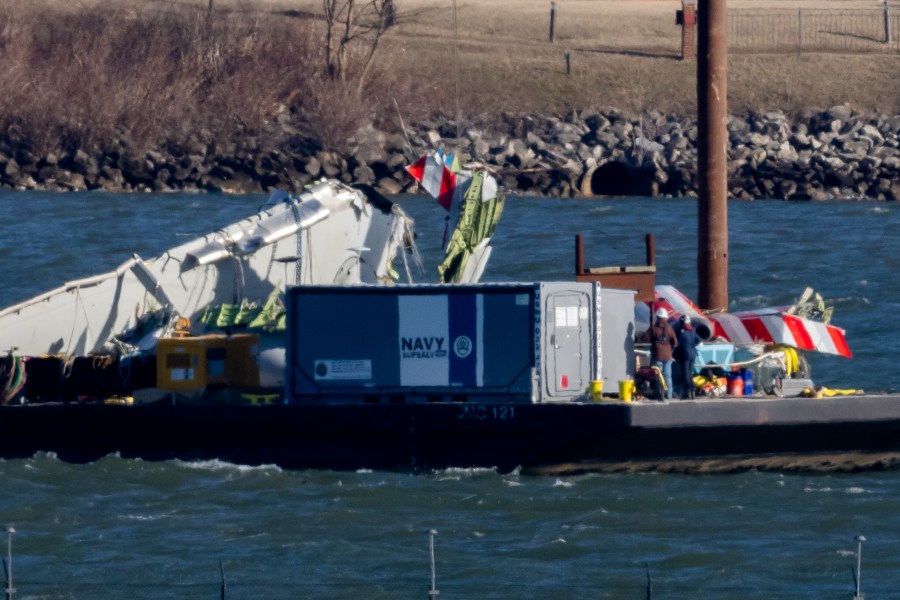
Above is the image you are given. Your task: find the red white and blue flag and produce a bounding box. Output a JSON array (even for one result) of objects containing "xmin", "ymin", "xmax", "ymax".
[{"xmin": 405, "ymin": 152, "xmax": 457, "ymax": 210}]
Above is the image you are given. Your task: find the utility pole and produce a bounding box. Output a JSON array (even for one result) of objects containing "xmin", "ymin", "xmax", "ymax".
[{"xmin": 696, "ymin": 0, "xmax": 729, "ymax": 312}]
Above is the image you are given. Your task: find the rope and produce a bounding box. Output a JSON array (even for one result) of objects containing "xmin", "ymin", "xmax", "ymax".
[
  {"xmin": 62, "ymin": 355, "xmax": 76, "ymax": 378},
  {"xmin": 635, "ymin": 343, "xmax": 792, "ymax": 372},
  {"xmin": 91, "ymin": 355, "xmax": 116, "ymax": 369},
  {"xmin": 0, "ymin": 351, "xmax": 26, "ymax": 404},
  {"xmin": 452, "ymin": 0, "xmax": 462, "ymax": 153}
]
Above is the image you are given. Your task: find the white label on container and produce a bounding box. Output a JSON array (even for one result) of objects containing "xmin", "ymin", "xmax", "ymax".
[
  {"xmin": 566, "ymin": 305, "xmax": 579, "ymax": 327},
  {"xmin": 314, "ymin": 359, "xmax": 372, "ymax": 381},
  {"xmin": 170, "ymin": 368, "xmax": 194, "ymax": 381},
  {"xmin": 399, "ymin": 295, "xmax": 449, "ymax": 386},
  {"xmin": 555, "ymin": 306, "xmax": 567, "ymax": 327}
]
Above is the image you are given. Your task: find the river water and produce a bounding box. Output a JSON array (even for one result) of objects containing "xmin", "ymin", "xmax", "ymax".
[{"xmin": 0, "ymin": 191, "xmax": 898, "ymax": 598}]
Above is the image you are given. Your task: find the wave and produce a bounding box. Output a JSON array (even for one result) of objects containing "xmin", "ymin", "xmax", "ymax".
[
  {"xmin": 173, "ymin": 458, "xmax": 282, "ymax": 475},
  {"xmin": 430, "ymin": 466, "xmax": 501, "ymax": 478},
  {"xmin": 118, "ymin": 512, "xmax": 174, "ymax": 522},
  {"xmin": 729, "ymin": 293, "xmax": 776, "ymax": 309}
]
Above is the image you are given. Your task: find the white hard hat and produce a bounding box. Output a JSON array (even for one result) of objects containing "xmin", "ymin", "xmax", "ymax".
[
  {"xmin": 683, "ymin": 315, "xmax": 692, "ymax": 325},
  {"xmin": 655, "ymin": 308, "xmax": 669, "ymax": 319}
]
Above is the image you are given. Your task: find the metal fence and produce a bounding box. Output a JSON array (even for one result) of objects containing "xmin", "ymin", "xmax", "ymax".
[
  {"xmin": 0, "ymin": 578, "xmax": 657, "ymax": 600},
  {"xmin": 729, "ymin": 7, "xmax": 899, "ymax": 53}
]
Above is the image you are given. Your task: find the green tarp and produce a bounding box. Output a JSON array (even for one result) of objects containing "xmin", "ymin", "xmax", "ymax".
[{"xmin": 437, "ymin": 171, "xmax": 505, "ymax": 284}]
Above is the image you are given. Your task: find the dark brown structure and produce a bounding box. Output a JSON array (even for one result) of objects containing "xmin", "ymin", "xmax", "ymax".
[
  {"xmin": 677, "ymin": 1, "xmax": 698, "ymax": 60},
  {"xmin": 575, "ymin": 234, "xmax": 656, "ymax": 303},
  {"xmin": 696, "ymin": 0, "xmax": 729, "ymax": 312}
]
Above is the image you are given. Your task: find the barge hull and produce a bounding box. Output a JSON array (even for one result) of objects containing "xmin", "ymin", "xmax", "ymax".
[{"xmin": 1, "ymin": 396, "xmax": 899, "ymax": 472}]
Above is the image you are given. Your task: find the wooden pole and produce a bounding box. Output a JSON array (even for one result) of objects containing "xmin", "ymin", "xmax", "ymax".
[
  {"xmin": 696, "ymin": 0, "xmax": 729, "ymax": 312},
  {"xmin": 549, "ymin": 1, "xmax": 557, "ymax": 43},
  {"xmin": 575, "ymin": 234, "xmax": 585, "ymax": 276},
  {"xmin": 885, "ymin": 0, "xmax": 893, "ymax": 44},
  {"xmin": 681, "ymin": 1, "xmax": 697, "ymax": 60}
]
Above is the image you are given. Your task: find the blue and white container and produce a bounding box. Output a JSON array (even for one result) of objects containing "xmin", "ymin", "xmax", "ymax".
[{"xmin": 285, "ymin": 282, "xmax": 635, "ymax": 404}]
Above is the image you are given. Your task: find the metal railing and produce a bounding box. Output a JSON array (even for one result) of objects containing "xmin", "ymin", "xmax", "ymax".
[{"xmin": 728, "ymin": 6, "xmax": 899, "ymax": 53}]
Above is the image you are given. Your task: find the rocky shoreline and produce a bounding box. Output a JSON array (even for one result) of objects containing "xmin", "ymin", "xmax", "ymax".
[{"xmin": 1, "ymin": 106, "xmax": 897, "ymax": 200}]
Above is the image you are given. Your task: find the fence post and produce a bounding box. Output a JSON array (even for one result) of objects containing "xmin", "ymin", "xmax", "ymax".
[
  {"xmin": 679, "ymin": 0, "xmax": 697, "ymax": 60},
  {"xmin": 797, "ymin": 8, "xmax": 802, "ymax": 51},
  {"xmin": 885, "ymin": 0, "xmax": 893, "ymax": 44},
  {"xmin": 219, "ymin": 561, "xmax": 226, "ymax": 600},
  {"xmin": 4, "ymin": 527, "xmax": 14, "ymax": 600},
  {"xmin": 549, "ymin": 1, "xmax": 557, "ymax": 43}
]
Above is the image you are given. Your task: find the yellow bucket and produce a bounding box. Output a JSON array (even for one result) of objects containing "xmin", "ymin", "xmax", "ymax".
[
  {"xmin": 589, "ymin": 380, "xmax": 604, "ymax": 401},
  {"xmin": 618, "ymin": 379, "xmax": 635, "ymax": 403}
]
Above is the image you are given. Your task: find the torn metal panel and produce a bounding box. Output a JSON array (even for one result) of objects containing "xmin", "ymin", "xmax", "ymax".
[{"xmin": 0, "ymin": 180, "xmax": 417, "ymax": 357}]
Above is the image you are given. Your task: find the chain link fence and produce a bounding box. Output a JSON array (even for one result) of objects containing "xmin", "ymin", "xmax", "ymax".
[{"xmin": 728, "ymin": 5, "xmax": 899, "ymax": 53}]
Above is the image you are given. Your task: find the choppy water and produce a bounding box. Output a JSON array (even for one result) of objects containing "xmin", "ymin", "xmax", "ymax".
[{"xmin": 1, "ymin": 191, "xmax": 899, "ymax": 598}]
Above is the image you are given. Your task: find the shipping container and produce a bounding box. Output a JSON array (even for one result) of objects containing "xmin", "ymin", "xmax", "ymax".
[
  {"xmin": 286, "ymin": 282, "xmax": 635, "ymax": 404},
  {"xmin": 156, "ymin": 335, "xmax": 228, "ymax": 393},
  {"xmin": 598, "ymin": 287, "xmax": 637, "ymax": 387},
  {"xmin": 224, "ymin": 334, "xmax": 261, "ymax": 389},
  {"xmin": 156, "ymin": 334, "xmax": 261, "ymax": 394}
]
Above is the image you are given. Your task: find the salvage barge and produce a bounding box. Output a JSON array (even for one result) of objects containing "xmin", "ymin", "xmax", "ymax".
[
  {"xmin": 1, "ymin": 171, "xmax": 898, "ymax": 473},
  {"xmin": 1, "ymin": 274, "xmax": 898, "ymax": 473}
]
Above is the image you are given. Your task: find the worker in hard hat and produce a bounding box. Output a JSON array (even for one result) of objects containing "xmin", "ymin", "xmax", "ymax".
[
  {"xmin": 675, "ymin": 314, "xmax": 702, "ymax": 399},
  {"xmin": 643, "ymin": 307, "xmax": 678, "ymax": 400}
]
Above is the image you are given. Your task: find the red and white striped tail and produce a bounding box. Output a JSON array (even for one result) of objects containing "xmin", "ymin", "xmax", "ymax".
[
  {"xmin": 652, "ymin": 285, "xmax": 851, "ymax": 358},
  {"xmin": 711, "ymin": 309, "xmax": 851, "ymax": 358}
]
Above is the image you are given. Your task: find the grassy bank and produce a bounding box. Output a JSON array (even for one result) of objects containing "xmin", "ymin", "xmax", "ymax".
[{"xmin": 0, "ymin": 0, "xmax": 897, "ymax": 155}]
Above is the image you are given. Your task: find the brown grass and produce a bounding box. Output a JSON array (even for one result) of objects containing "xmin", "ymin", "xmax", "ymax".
[{"xmin": 0, "ymin": 0, "xmax": 896, "ymax": 156}]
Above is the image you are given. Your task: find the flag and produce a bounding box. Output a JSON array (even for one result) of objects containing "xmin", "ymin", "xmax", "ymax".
[{"xmin": 406, "ymin": 153, "xmax": 457, "ymax": 210}]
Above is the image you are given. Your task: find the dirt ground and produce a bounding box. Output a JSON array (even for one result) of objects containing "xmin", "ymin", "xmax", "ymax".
[
  {"xmin": 12, "ymin": 0, "xmax": 900, "ymax": 117},
  {"xmin": 208, "ymin": 0, "xmax": 898, "ymax": 114}
]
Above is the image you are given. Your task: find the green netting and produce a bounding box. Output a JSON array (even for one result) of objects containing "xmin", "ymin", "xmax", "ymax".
[{"xmin": 200, "ymin": 289, "xmax": 285, "ymax": 332}]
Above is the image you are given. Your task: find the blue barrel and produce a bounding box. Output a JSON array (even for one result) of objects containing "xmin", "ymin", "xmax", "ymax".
[{"xmin": 742, "ymin": 368, "xmax": 754, "ymax": 396}]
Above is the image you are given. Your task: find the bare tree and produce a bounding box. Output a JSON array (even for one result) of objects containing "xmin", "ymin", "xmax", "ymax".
[{"xmin": 322, "ymin": 0, "xmax": 395, "ymax": 90}]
